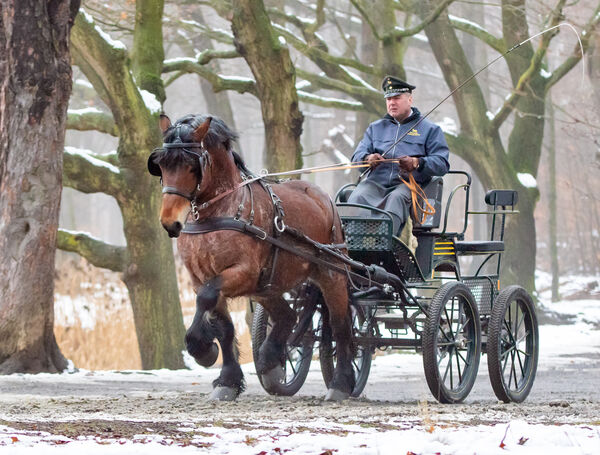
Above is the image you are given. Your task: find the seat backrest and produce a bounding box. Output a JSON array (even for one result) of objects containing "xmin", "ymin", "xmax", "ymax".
[
  {"xmin": 485, "ymin": 189, "xmax": 518, "ymax": 207},
  {"xmin": 413, "ymin": 176, "xmax": 444, "ymax": 230}
]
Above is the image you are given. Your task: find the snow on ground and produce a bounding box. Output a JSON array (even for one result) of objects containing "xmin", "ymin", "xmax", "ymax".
[
  {"xmin": 1, "ymin": 421, "xmax": 598, "ymax": 455},
  {"xmin": 1, "ymin": 275, "xmax": 599, "ymax": 454}
]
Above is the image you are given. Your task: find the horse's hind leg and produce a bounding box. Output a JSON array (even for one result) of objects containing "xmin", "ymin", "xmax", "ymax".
[
  {"xmin": 319, "ymin": 276, "xmax": 355, "ymax": 401},
  {"xmin": 185, "ymin": 276, "xmax": 221, "ymax": 367},
  {"xmin": 209, "ymin": 296, "xmax": 245, "ymax": 401},
  {"xmin": 254, "ymin": 296, "xmax": 296, "ymax": 384}
]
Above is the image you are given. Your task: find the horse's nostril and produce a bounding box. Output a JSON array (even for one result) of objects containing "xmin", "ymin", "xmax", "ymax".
[{"xmin": 174, "ymin": 221, "xmax": 182, "ymax": 232}]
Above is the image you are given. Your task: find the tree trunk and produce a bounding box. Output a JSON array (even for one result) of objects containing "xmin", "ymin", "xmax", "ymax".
[
  {"xmin": 0, "ymin": 0, "xmax": 80, "ymax": 374},
  {"xmin": 546, "ymin": 93, "xmax": 560, "ymax": 301},
  {"xmin": 68, "ymin": 7, "xmax": 186, "ymax": 370},
  {"xmin": 231, "ymin": 0, "xmax": 304, "ymax": 172}
]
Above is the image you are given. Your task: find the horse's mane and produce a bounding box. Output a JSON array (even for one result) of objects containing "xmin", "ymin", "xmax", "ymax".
[{"xmin": 154, "ymin": 114, "xmax": 249, "ymax": 174}]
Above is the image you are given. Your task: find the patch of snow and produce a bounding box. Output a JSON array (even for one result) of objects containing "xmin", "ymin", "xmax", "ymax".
[
  {"xmin": 139, "ymin": 89, "xmax": 162, "ymax": 115},
  {"xmin": 298, "ymin": 91, "xmax": 363, "ymax": 108},
  {"xmin": 332, "ymin": 149, "xmax": 351, "ymax": 169},
  {"xmin": 0, "ymin": 420, "xmax": 597, "ymax": 454},
  {"xmin": 341, "ymin": 68, "xmax": 377, "ymax": 92},
  {"xmin": 296, "ymin": 80, "xmax": 311, "ymax": 90},
  {"xmin": 55, "ymin": 294, "xmax": 99, "ymax": 330},
  {"xmin": 80, "ymin": 8, "xmax": 126, "ymax": 50},
  {"xmin": 74, "ymin": 79, "xmax": 93, "ymax": 89},
  {"xmin": 438, "ymin": 116, "xmax": 458, "ymax": 136},
  {"xmin": 67, "ymin": 107, "xmax": 104, "ymax": 115},
  {"xmin": 486, "ymin": 111, "xmax": 495, "ymax": 120},
  {"xmin": 64, "ymin": 147, "xmax": 120, "ymax": 174},
  {"xmin": 448, "ymin": 14, "xmax": 487, "ymax": 32},
  {"xmin": 517, "ymin": 172, "xmax": 537, "ymax": 188},
  {"xmin": 278, "ymin": 35, "xmax": 287, "ymax": 46},
  {"xmin": 540, "ymin": 68, "xmax": 552, "ymax": 79}
]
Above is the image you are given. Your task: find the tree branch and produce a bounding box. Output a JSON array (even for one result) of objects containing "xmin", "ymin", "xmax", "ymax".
[
  {"xmin": 545, "ymin": 4, "xmax": 600, "ymax": 89},
  {"xmin": 162, "ymin": 58, "xmax": 257, "ymax": 95},
  {"xmin": 57, "ymin": 229, "xmax": 128, "ymax": 272},
  {"xmin": 271, "ymin": 22, "xmax": 376, "ymax": 75},
  {"xmin": 490, "ymin": 1, "xmax": 565, "ymax": 130},
  {"xmin": 298, "ymin": 91, "xmax": 364, "ymax": 110},
  {"xmin": 63, "ymin": 146, "xmax": 123, "ymax": 198},
  {"xmin": 67, "ymin": 108, "xmax": 118, "ymax": 136},
  {"xmin": 71, "ymin": 10, "xmax": 159, "ymax": 154},
  {"xmin": 449, "ymin": 14, "xmax": 505, "ymax": 53},
  {"xmin": 385, "ymin": 0, "xmax": 454, "ymax": 41}
]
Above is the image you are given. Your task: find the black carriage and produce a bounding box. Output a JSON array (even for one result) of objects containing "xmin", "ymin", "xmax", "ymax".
[{"xmin": 251, "ymin": 170, "xmax": 539, "ymax": 403}]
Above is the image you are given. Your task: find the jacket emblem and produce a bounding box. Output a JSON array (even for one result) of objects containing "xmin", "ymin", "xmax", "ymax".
[{"xmin": 407, "ymin": 128, "xmax": 420, "ymax": 136}]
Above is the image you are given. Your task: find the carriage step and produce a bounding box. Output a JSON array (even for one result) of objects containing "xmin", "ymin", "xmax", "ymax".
[{"xmin": 374, "ymin": 313, "xmax": 425, "ymax": 330}]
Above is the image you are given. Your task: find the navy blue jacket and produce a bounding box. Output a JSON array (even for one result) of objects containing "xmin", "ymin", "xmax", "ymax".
[{"xmin": 352, "ymin": 108, "xmax": 450, "ymax": 185}]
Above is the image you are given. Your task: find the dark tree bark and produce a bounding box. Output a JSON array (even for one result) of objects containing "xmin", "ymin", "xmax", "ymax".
[
  {"xmin": 231, "ymin": 0, "xmax": 304, "ymax": 172},
  {"xmin": 0, "ymin": 0, "xmax": 80, "ymax": 374}
]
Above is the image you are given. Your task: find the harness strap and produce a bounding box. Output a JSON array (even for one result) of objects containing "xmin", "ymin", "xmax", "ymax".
[
  {"xmin": 400, "ymin": 173, "xmax": 436, "ymax": 225},
  {"xmin": 181, "ymin": 217, "xmax": 380, "ymax": 288}
]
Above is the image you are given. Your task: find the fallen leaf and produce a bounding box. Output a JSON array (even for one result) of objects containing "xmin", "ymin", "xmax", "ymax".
[
  {"xmin": 518, "ymin": 437, "xmax": 529, "ymax": 446},
  {"xmin": 11, "ymin": 437, "xmax": 18, "ymax": 443}
]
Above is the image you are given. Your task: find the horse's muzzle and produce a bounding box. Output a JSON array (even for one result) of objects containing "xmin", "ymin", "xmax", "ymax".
[{"xmin": 163, "ymin": 221, "xmax": 183, "ymax": 238}]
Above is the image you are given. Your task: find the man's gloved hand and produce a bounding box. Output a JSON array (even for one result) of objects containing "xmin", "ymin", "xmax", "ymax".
[
  {"xmin": 398, "ymin": 156, "xmax": 420, "ymax": 172},
  {"xmin": 366, "ymin": 153, "xmax": 384, "ymax": 168}
]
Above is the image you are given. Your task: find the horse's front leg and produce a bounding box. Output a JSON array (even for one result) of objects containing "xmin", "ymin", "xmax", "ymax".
[
  {"xmin": 186, "ymin": 267, "xmax": 257, "ymax": 401},
  {"xmin": 254, "ymin": 296, "xmax": 296, "ymax": 387},
  {"xmin": 185, "ymin": 276, "xmax": 221, "ymax": 368},
  {"xmin": 209, "ymin": 296, "xmax": 245, "ymax": 401}
]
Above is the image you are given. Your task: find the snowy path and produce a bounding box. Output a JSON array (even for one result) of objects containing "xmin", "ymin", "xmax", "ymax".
[{"xmin": 0, "ymin": 295, "xmax": 599, "ymax": 454}]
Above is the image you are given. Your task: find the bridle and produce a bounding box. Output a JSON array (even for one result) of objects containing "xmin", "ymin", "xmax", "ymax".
[
  {"xmin": 148, "ymin": 125, "xmax": 211, "ymax": 217},
  {"xmin": 159, "ymin": 142, "xmax": 209, "ymax": 201}
]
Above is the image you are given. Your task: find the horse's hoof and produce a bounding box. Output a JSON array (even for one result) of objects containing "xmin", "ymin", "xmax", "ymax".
[
  {"xmin": 209, "ymin": 386, "xmax": 239, "ymax": 401},
  {"xmin": 260, "ymin": 366, "xmax": 285, "ymax": 389},
  {"xmin": 194, "ymin": 342, "xmax": 219, "ymax": 367},
  {"xmin": 325, "ymin": 388, "xmax": 350, "ymax": 402}
]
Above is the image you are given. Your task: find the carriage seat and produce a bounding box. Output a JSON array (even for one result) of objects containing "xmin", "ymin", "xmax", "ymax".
[
  {"xmin": 336, "ymin": 176, "xmax": 444, "ymax": 231},
  {"xmin": 454, "ymin": 240, "xmax": 505, "ymax": 254},
  {"xmin": 453, "ymin": 189, "xmax": 517, "ymax": 255}
]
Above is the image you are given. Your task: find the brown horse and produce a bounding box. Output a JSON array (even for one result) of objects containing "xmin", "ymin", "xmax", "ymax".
[{"xmin": 148, "ymin": 114, "xmax": 354, "ymax": 401}]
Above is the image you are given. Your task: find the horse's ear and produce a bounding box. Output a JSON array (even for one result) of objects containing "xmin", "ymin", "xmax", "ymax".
[
  {"xmin": 159, "ymin": 113, "xmax": 172, "ymax": 134},
  {"xmin": 193, "ymin": 117, "xmax": 212, "ymax": 143}
]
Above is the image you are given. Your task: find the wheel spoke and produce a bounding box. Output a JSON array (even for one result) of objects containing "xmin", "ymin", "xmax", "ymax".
[
  {"xmin": 442, "ymin": 351, "xmax": 452, "ymax": 383},
  {"xmin": 449, "ymin": 350, "xmax": 454, "ymax": 389},
  {"xmin": 501, "ymin": 347, "xmax": 511, "ymax": 375},
  {"xmin": 510, "ymin": 349, "xmax": 518, "ymax": 388},
  {"xmin": 285, "ymin": 349, "xmax": 299, "ymax": 376},
  {"xmin": 455, "ymin": 348, "xmax": 470, "ymax": 365},
  {"xmin": 437, "ymin": 347, "xmax": 449, "ymax": 366},
  {"xmin": 455, "ymin": 349, "xmax": 463, "ymax": 383},
  {"xmin": 443, "ymin": 306, "xmax": 455, "ymax": 340}
]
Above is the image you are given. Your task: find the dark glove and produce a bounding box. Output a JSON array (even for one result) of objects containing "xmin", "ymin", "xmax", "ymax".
[
  {"xmin": 398, "ymin": 156, "xmax": 419, "ymax": 172},
  {"xmin": 366, "ymin": 153, "xmax": 384, "ymax": 168}
]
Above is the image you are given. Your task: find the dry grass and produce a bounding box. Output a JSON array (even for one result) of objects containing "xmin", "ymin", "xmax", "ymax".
[{"xmin": 54, "ymin": 257, "xmax": 253, "ymax": 370}]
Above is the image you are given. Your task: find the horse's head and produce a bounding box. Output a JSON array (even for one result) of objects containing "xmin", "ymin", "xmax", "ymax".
[{"xmin": 148, "ymin": 114, "xmax": 239, "ymax": 237}]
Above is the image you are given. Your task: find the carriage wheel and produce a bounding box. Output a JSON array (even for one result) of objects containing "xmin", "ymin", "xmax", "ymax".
[
  {"xmin": 487, "ymin": 286, "xmax": 539, "ymax": 403},
  {"xmin": 422, "ymin": 282, "xmax": 481, "ymax": 403},
  {"xmin": 251, "ymin": 284, "xmax": 318, "ymax": 396},
  {"xmin": 319, "ymin": 303, "xmax": 373, "ymax": 398}
]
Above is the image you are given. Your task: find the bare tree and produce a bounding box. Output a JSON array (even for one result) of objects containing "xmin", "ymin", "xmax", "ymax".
[
  {"xmin": 0, "ymin": 0, "xmax": 80, "ymax": 373},
  {"xmin": 61, "ymin": 1, "xmax": 186, "ymax": 369}
]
